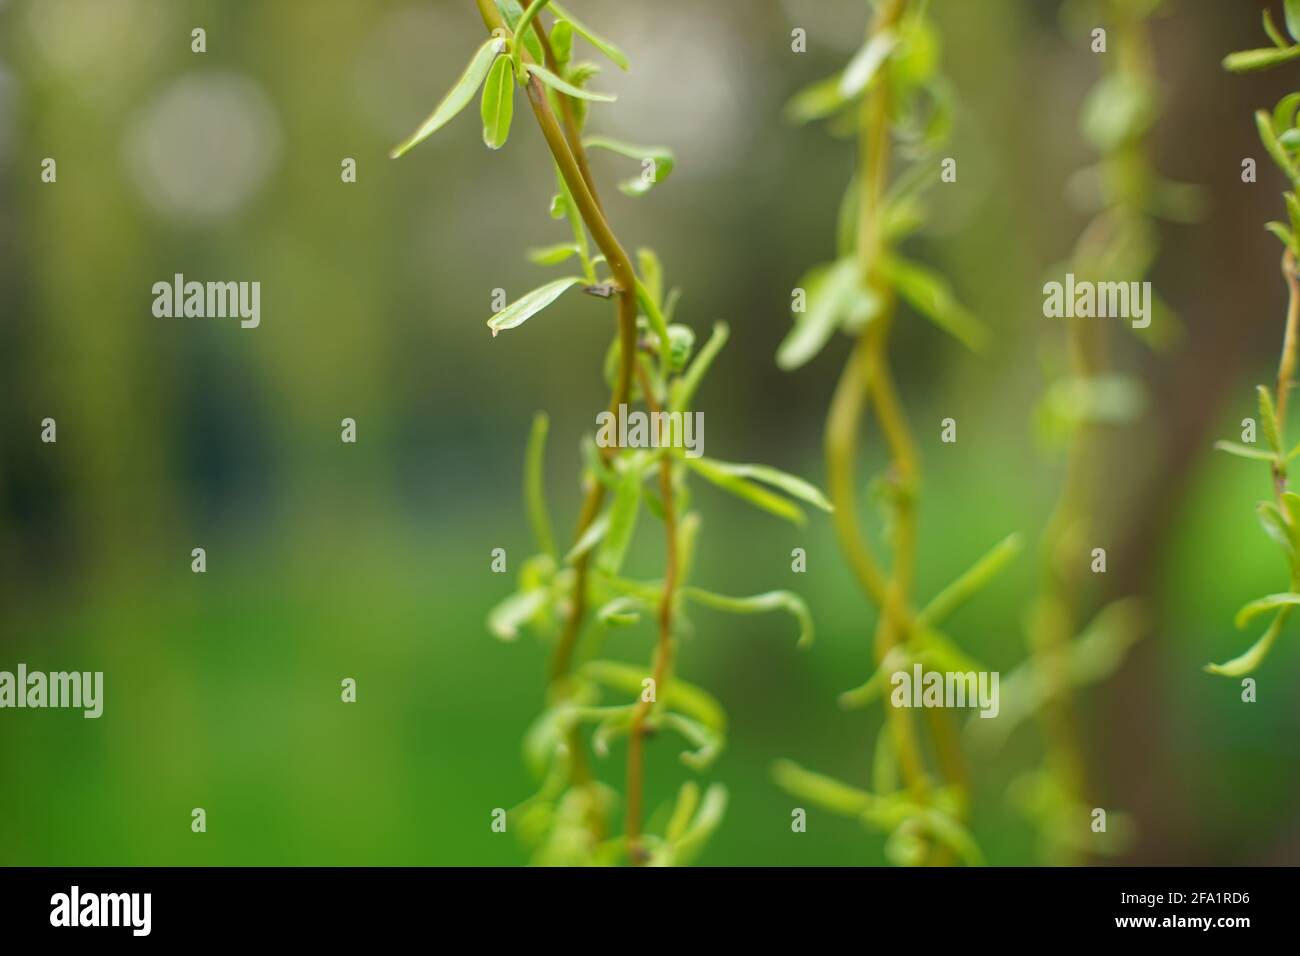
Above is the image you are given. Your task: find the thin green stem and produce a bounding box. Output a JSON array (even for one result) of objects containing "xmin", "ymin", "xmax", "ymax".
[
  {"xmin": 825, "ymin": 332, "xmax": 888, "ymax": 608},
  {"xmin": 476, "ymin": 0, "xmax": 639, "ymax": 695},
  {"xmin": 1028, "ymin": 236, "xmax": 1098, "ymax": 839},
  {"xmin": 475, "ymin": 2, "xmax": 642, "ymax": 850},
  {"xmin": 1273, "ymin": 250, "xmax": 1300, "ymax": 499},
  {"xmin": 823, "ymin": 0, "xmax": 936, "ymax": 807},
  {"xmin": 857, "ymin": 0, "xmax": 936, "ymax": 806},
  {"xmin": 1024, "ymin": 5, "xmax": 1160, "ymax": 855},
  {"xmin": 525, "ymin": 0, "xmax": 606, "ymax": 213},
  {"xmin": 515, "ymin": 0, "xmax": 553, "ymax": 42},
  {"xmin": 856, "ymin": 1, "xmax": 900, "ymax": 289},
  {"xmin": 625, "ymin": 364, "xmax": 678, "ymax": 864}
]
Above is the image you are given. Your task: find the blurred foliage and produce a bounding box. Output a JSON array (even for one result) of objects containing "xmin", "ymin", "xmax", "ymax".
[{"xmin": 0, "ymin": 0, "xmax": 1298, "ymax": 865}]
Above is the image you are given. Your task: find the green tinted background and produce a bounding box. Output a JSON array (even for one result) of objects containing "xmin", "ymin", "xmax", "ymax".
[{"xmin": 1, "ymin": 0, "xmax": 1297, "ymax": 865}]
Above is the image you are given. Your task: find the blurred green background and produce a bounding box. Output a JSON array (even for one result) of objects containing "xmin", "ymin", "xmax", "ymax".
[{"xmin": 1, "ymin": 0, "xmax": 1298, "ymax": 865}]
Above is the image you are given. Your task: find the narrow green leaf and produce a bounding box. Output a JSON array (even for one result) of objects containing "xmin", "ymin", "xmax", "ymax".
[
  {"xmin": 685, "ymin": 457, "xmax": 806, "ymax": 525},
  {"xmin": 590, "ymin": 706, "xmax": 638, "ymax": 757},
  {"xmin": 1257, "ymin": 501, "xmax": 1297, "ymax": 563},
  {"xmin": 771, "ymin": 760, "xmax": 876, "ymax": 816},
  {"xmin": 690, "ymin": 458, "xmax": 832, "ymax": 513},
  {"xmin": 883, "ymin": 194, "xmax": 927, "ymax": 243},
  {"xmin": 633, "ymin": 279, "xmax": 672, "ymax": 357},
  {"xmin": 585, "ymin": 136, "xmax": 675, "ymax": 195},
  {"xmin": 840, "ymin": 632, "xmax": 985, "ymax": 710},
  {"xmin": 1265, "ymin": 9, "xmax": 1291, "ymax": 48},
  {"xmin": 872, "ymin": 725, "xmax": 898, "ymax": 794},
  {"xmin": 676, "ymin": 511, "xmax": 702, "ymax": 586},
  {"xmin": 840, "ymin": 31, "xmax": 897, "ymax": 97},
  {"xmin": 1215, "ymin": 440, "xmax": 1279, "ymax": 462},
  {"xmin": 1206, "ymin": 609, "xmax": 1288, "ymax": 676},
  {"xmin": 1081, "ymin": 72, "xmax": 1154, "ymax": 152},
  {"xmin": 524, "ymin": 412, "xmax": 556, "ymax": 557},
  {"xmin": 522, "ymin": 703, "xmax": 569, "ymax": 778},
  {"xmin": 581, "ymin": 434, "xmax": 619, "ymax": 492},
  {"xmin": 914, "ymin": 627, "xmax": 988, "ymax": 677},
  {"xmin": 970, "ymin": 600, "xmax": 1144, "ymax": 753},
  {"xmin": 662, "ymin": 286, "xmax": 682, "ymax": 324},
  {"xmin": 1003, "ymin": 600, "xmax": 1144, "ymax": 742},
  {"xmin": 596, "ymin": 468, "xmax": 641, "ymax": 576},
  {"xmin": 671, "ymin": 322, "xmax": 729, "ymax": 412},
  {"xmin": 551, "ymin": 19, "xmax": 574, "ymax": 68},
  {"xmin": 526, "ymin": 242, "xmax": 581, "ymax": 266},
  {"xmin": 839, "ymin": 647, "xmax": 907, "ymax": 709},
  {"xmin": 1265, "ymin": 221, "xmax": 1296, "ymax": 252},
  {"xmin": 777, "ymin": 258, "xmax": 860, "ymax": 371},
  {"xmin": 1069, "ymin": 598, "xmax": 1147, "ymax": 685},
  {"xmin": 480, "ymin": 53, "xmax": 515, "ymax": 149},
  {"xmin": 518, "ymin": 552, "xmax": 555, "ymax": 592},
  {"xmin": 513, "ymin": 0, "xmax": 553, "ymax": 43},
  {"xmin": 1256, "ymin": 109, "xmax": 1300, "ymax": 187},
  {"xmin": 1286, "ymin": 0, "xmax": 1300, "ymax": 43},
  {"xmin": 1258, "ymin": 384, "xmax": 1282, "ymax": 453},
  {"xmin": 892, "ymin": 11, "xmax": 939, "ymax": 87},
  {"xmin": 527, "ymin": 703, "xmax": 629, "ymax": 772},
  {"xmin": 665, "ymin": 781, "xmax": 700, "ymax": 844},
  {"xmin": 1235, "ymin": 591, "xmax": 1300, "ymax": 629},
  {"xmin": 784, "ymin": 73, "xmax": 849, "ymax": 125},
  {"xmin": 565, "ymin": 61, "xmax": 600, "ymax": 128},
  {"xmin": 637, "ymin": 248, "xmax": 663, "ymax": 309},
  {"xmin": 591, "ymin": 572, "xmax": 661, "ymax": 605},
  {"xmin": 881, "ymin": 256, "xmax": 989, "ymax": 351},
  {"xmin": 918, "ymin": 533, "xmax": 1024, "ymax": 627},
  {"xmin": 487, "ymin": 588, "xmax": 549, "ymax": 641},
  {"xmin": 1273, "ymin": 92, "xmax": 1300, "ymax": 136},
  {"xmin": 487, "ymin": 277, "xmax": 583, "ymax": 335},
  {"xmin": 582, "ymin": 660, "xmax": 726, "ymax": 732},
  {"xmin": 660, "ymin": 712, "xmax": 723, "ymax": 770},
  {"xmin": 1038, "ymin": 376, "xmax": 1146, "ymax": 436},
  {"xmin": 1282, "ymin": 490, "xmax": 1300, "ymax": 528},
  {"xmin": 1223, "ymin": 45, "xmax": 1300, "ymax": 73},
  {"xmin": 550, "ymin": 1, "xmax": 629, "ymax": 70},
  {"xmin": 586, "ymin": 137, "xmax": 675, "ymax": 171},
  {"xmin": 565, "ymin": 510, "xmax": 609, "ymax": 564},
  {"xmin": 595, "ymin": 595, "xmax": 644, "ymax": 626},
  {"xmin": 390, "ymin": 37, "xmax": 504, "ymax": 158},
  {"xmin": 681, "ymin": 586, "xmax": 813, "ymax": 648},
  {"xmin": 668, "ymin": 783, "xmax": 727, "ymax": 866},
  {"xmin": 552, "ymin": 165, "xmax": 595, "ymax": 281},
  {"xmin": 526, "ymin": 62, "xmax": 615, "ymax": 101},
  {"xmin": 664, "ymin": 324, "xmax": 696, "ymax": 373}
]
